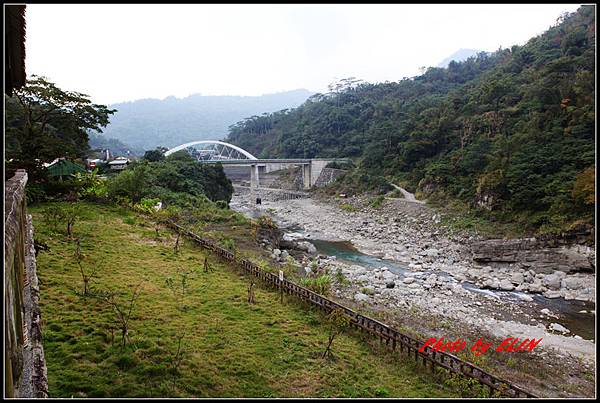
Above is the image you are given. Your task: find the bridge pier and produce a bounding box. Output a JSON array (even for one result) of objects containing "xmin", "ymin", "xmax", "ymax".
[
  {"xmin": 250, "ymin": 164, "xmax": 260, "ymax": 189},
  {"xmin": 302, "ymin": 164, "xmax": 311, "ymax": 190}
]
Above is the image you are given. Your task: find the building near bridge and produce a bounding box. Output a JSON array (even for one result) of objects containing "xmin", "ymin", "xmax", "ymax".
[{"xmin": 108, "ymin": 157, "xmax": 130, "ymax": 170}]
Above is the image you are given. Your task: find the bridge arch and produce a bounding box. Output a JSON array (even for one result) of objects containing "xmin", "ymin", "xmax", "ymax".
[{"xmin": 164, "ymin": 140, "xmax": 258, "ymax": 160}]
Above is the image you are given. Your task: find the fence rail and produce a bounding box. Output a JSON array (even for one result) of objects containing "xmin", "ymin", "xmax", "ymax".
[{"xmin": 169, "ymin": 221, "xmax": 537, "ymax": 398}]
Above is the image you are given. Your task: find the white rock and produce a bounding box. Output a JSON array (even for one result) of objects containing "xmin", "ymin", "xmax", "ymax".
[
  {"xmin": 403, "ymin": 277, "xmax": 416, "ymax": 284},
  {"xmin": 425, "ymin": 248, "xmax": 439, "ymax": 257},
  {"xmin": 548, "ymin": 323, "xmax": 570, "ymax": 333},
  {"xmin": 356, "ymin": 275, "xmax": 369, "ymax": 283},
  {"xmin": 543, "ymin": 290, "xmax": 562, "ymax": 299},
  {"xmin": 561, "ymin": 277, "xmax": 586, "ymax": 290},
  {"xmin": 518, "ymin": 294, "xmax": 533, "ymax": 302},
  {"xmin": 283, "ymin": 232, "xmax": 304, "ymax": 242},
  {"xmin": 354, "ymin": 292, "xmax": 369, "ymax": 303},
  {"xmin": 542, "ymin": 274, "xmax": 562, "ymax": 290},
  {"xmin": 499, "ymin": 279, "xmax": 514, "ymax": 291},
  {"xmin": 529, "ymin": 281, "xmax": 545, "ymax": 293},
  {"xmin": 511, "ymin": 272, "xmax": 524, "ymax": 284}
]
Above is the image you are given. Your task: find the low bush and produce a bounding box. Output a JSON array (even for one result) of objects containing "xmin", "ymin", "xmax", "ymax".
[{"xmin": 299, "ymin": 275, "xmax": 332, "ymax": 296}]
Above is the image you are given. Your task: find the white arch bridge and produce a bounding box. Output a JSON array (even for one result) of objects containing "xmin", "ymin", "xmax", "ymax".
[{"xmin": 164, "ymin": 140, "xmax": 349, "ymax": 189}]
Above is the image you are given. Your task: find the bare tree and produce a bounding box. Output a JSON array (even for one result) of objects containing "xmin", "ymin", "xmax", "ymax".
[
  {"xmin": 74, "ymin": 238, "xmax": 97, "ymax": 296},
  {"xmin": 322, "ymin": 308, "xmax": 351, "ymax": 359},
  {"xmin": 104, "ymin": 281, "xmax": 144, "ymax": 349},
  {"xmin": 165, "ymin": 270, "xmax": 192, "ymax": 311},
  {"xmin": 247, "ymin": 281, "xmax": 256, "ymax": 304},
  {"xmin": 173, "ymin": 231, "xmax": 181, "ymax": 255}
]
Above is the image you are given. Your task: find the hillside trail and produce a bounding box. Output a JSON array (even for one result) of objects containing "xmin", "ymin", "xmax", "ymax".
[{"xmin": 389, "ymin": 183, "xmax": 425, "ymax": 204}]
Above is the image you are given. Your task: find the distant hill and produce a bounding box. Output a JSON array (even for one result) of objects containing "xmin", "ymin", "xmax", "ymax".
[
  {"xmin": 102, "ymin": 89, "xmax": 313, "ymax": 151},
  {"xmin": 88, "ymin": 133, "xmax": 144, "ymax": 157},
  {"xmin": 437, "ymin": 48, "xmax": 486, "ymax": 68}
]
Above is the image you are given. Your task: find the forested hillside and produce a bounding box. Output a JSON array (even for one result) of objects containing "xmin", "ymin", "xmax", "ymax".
[
  {"xmin": 102, "ymin": 89, "xmax": 313, "ymax": 151},
  {"xmin": 226, "ymin": 6, "xmax": 595, "ymax": 235}
]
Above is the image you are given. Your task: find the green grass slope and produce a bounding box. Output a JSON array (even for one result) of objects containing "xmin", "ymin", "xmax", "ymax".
[{"xmin": 31, "ymin": 202, "xmax": 458, "ymax": 398}]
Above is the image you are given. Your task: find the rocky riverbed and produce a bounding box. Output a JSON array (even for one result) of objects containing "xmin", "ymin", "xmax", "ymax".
[{"xmin": 230, "ymin": 192, "xmax": 596, "ymax": 371}]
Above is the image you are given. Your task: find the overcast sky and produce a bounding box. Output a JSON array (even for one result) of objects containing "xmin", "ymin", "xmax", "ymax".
[{"xmin": 24, "ymin": 3, "xmax": 583, "ymax": 105}]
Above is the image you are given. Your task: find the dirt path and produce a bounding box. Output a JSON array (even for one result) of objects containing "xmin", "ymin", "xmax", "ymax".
[{"xmin": 389, "ymin": 182, "xmax": 425, "ymax": 204}]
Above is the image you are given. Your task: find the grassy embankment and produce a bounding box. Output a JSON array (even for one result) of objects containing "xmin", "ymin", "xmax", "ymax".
[{"xmin": 31, "ymin": 201, "xmax": 459, "ymax": 398}]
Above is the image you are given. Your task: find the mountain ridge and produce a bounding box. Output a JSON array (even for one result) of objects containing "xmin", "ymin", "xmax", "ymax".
[{"xmin": 102, "ymin": 88, "xmax": 313, "ymax": 151}]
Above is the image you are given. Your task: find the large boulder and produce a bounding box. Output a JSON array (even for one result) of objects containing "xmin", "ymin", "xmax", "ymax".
[
  {"xmin": 499, "ymin": 279, "xmax": 514, "ymax": 291},
  {"xmin": 561, "ymin": 276, "xmax": 587, "ymax": 290},
  {"xmin": 471, "ymin": 238, "xmax": 594, "ymax": 274},
  {"xmin": 510, "ymin": 272, "xmax": 524, "ymax": 285},
  {"xmin": 528, "ymin": 281, "xmax": 545, "ymax": 293},
  {"xmin": 542, "ymin": 274, "xmax": 562, "ymax": 290},
  {"xmin": 548, "ymin": 323, "xmax": 570, "ymax": 333}
]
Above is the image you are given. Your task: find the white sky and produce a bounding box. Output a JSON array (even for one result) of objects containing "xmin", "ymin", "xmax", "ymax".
[{"xmin": 24, "ymin": 3, "xmax": 583, "ymax": 105}]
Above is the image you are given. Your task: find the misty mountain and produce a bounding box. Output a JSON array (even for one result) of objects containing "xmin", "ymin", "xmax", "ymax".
[
  {"xmin": 102, "ymin": 89, "xmax": 314, "ymax": 151},
  {"xmin": 437, "ymin": 48, "xmax": 486, "ymax": 68},
  {"xmin": 88, "ymin": 133, "xmax": 144, "ymax": 157}
]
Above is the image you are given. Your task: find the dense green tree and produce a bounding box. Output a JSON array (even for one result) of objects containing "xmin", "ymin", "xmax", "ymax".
[
  {"xmin": 143, "ymin": 149, "xmax": 166, "ymax": 162},
  {"xmin": 5, "ymin": 75, "xmax": 116, "ymax": 180}
]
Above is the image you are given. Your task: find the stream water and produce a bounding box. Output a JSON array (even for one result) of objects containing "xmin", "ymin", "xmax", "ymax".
[
  {"xmin": 230, "ymin": 196, "xmax": 595, "ymax": 341},
  {"xmin": 309, "ymin": 239, "xmax": 596, "ymax": 341}
]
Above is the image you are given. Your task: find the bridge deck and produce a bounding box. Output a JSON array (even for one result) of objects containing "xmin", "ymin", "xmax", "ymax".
[{"xmin": 200, "ymin": 158, "xmax": 350, "ymax": 164}]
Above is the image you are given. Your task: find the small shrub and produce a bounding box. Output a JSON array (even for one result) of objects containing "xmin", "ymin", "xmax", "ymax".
[
  {"xmin": 42, "ymin": 203, "xmax": 84, "ymax": 236},
  {"xmin": 369, "ymin": 195, "xmax": 385, "ymax": 208},
  {"xmin": 360, "ymin": 287, "xmax": 374, "ymax": 296},
  {"xmin": 374, "ymin": 387, "xmax": 390, "ymax": 397},
  {"xmin": 335, "ymin": 269, "xmax": 350, "ymax": 285},
  {"xmin": 41, "ymin": 205, "xmax": 66, "ymax": 232},
  {"xmin": 73, "ymin": 169, "xmax": 108, "ymax": 201},
  {"xmin": 219, "ymin": 237, "xmax": 236, "ymax": 252},
  {"xmin": 215, "ymin": 200, "xmax": 228, "ymax": 209},
  {"xmin": 123, "ymin": 216, "xmax": 136, "ymax": 225},
  {"xmin": 340, "ymin": 203, "xmax": 357, "ymax": 212},
  {"xmin": 133, "ymin": 198, "xmax": 161, "ymax": 214},
  {"xmin": 25, "ymin": 183, "xmax": 48, "ymax": 204},
  {"xmin": 299, "ymin": 274, "xmax": 332, "ymax": 296}
]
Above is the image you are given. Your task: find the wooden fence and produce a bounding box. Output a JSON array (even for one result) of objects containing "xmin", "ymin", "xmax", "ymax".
[{"xmin": 169, "ymin": 222, "xmax": 537, "ymax": 398}]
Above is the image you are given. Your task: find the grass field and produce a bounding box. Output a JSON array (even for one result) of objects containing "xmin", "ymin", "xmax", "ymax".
[{"xmin": 30, "ymin": 201, "xmax": 459, "ymax": 398}]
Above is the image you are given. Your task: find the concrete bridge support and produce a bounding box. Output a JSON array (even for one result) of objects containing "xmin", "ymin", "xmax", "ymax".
[
  {"xmin": 250, "ymin": 164, "xmax": 260, "ymax": 189},
  {"xmin": 302, "ymin": 164, "xmax": 312, "ymax": 190}
]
